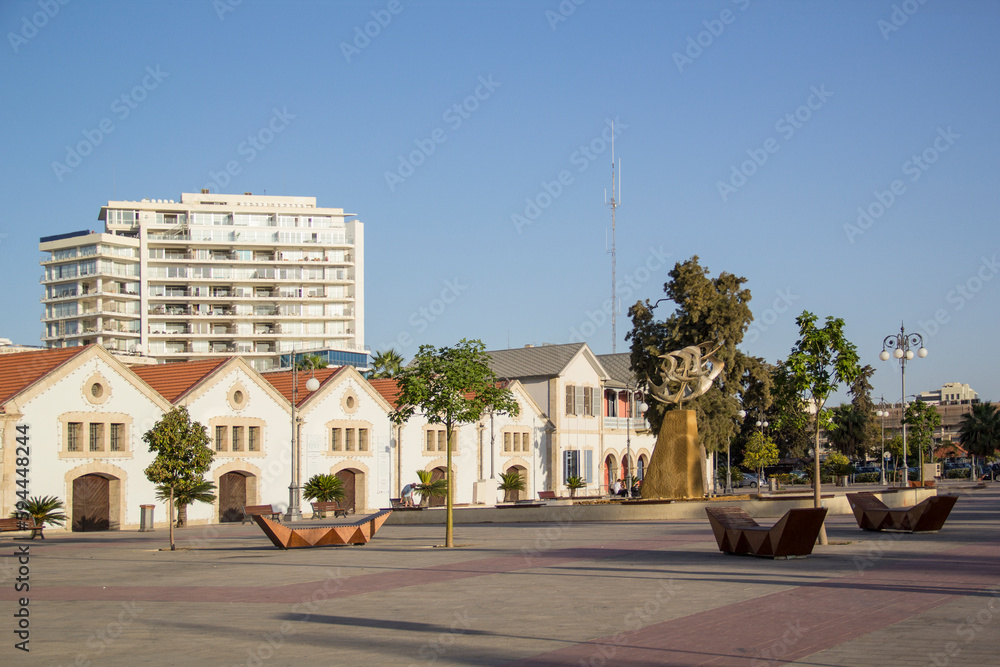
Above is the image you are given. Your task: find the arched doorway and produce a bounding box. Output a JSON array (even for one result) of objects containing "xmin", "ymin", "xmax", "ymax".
[
  {"xmin": 429, "ymin": 466, "xmax": 447, "ymax": 507},
  {"xmin": 604, "ymin": 453, "xmax": 618, "ymax": 493},
  {"xmin": 336, "ymin": 469, "xmax": 357, "ymax": 513},
  {"xmin": 219, "ymin": 471, "xmax": 251, "ymax": 522},
  {"xmin": 73, "ymin": 474, "xmax": 113, "ymax": 531}
]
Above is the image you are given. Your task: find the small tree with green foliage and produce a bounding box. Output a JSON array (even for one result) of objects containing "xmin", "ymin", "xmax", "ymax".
[
  {"xmin": 773, "ymin": 312, "xmax": 861, "ymax": 545},
  {"xmin": 155, "ymin": 479, "xmax": 215, "ymax": 527},
  {"xmin": 565, "ymin": 476, "xmax": 585, "ymax": 498},
  {"xmin": 414, "ymin": 469, "xmax": 447, "ymax": 507},
  {"xmin": 11, "ymin": 496, "xmax": 67, "ymax": 534},
  {"xmin": 371, "ymin": 349, "xmax": 405, "ymax": 378},
  {"xmin": 144, "ymin": 407, "xmax": 213, "ymax": 550},
  {"xmin": 303, "ymin": 474, "xmax": 346, "ymax": 508},
  {"xmin": 958, "ymin": 402, "xmax": 1000, "ymax": 478},
  {"xmin": 742, "ymin": 431, "xmax": 779, "ymax": 482},
  {"xmin": 903, "ymin": 401, "xmax": 941, "ymax": 482},
  {"xmin": 390, "ymin": 339, "xmax": 520, "ymax": 547},
  {"xmin": 498, "ymin": 469, "xmax": 526, "ymax": 503}
]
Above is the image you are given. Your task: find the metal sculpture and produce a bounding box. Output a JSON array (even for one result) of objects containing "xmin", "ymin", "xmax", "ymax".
[{"xmin": 647, "ymin": 342, "xmax": 725, "ymax": 406}]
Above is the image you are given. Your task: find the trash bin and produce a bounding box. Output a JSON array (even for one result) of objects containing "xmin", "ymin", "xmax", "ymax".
[
  {"xmin": 139, "ymin": 504, "xmax": 155, "ymax": 532},
  {"xmin": 769, "ymin": 478, "xmax": 778, "ymax": 492}
]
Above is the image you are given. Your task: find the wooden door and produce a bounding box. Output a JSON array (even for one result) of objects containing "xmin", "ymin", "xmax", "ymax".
[
  {"xmin": 429, "ymin": 467, "xmax": 447, "ymax": 507},
  {"xmin": 73, "ymin": 475, "xmax": 110, "ymax": 531},
  {"xmin": 336, "ymin": 469, "xmax": 356, "ymax": 513},
  {"xmin": 219, "ymin": 472, "xmax": 247, "ymax": 522}
]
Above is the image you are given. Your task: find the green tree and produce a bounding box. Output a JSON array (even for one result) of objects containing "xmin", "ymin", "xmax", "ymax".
[
  {"xmin": 903, "ymin": 401, "xmax": 941, "ymax": 481},
  {"xmin": 371, "ymin": 349, "xmax": 405, "ymax": 379},
  {"xmin": 742, "ymin": 431, "xmax": 779, "ymax": 482},
  {"xmin": 302, "ymin": 474, "xmax": 346, "ymax": 504},
  {"xmin": 958, "ymin": 402, "xmax": 1000, "ymax": 476},
  {"xmin": 848, "ymin": 364, "xmax": 878, "ymax": 457},
  {"xmin": 390, "ymin": 339, "xmax": 519, "ymax": 547},
  {"xmin": 565, "ymin": 475, "xmax": 585, "ymax": 497},
  {"xmin": 828, "ymin": 404, "xmax": 870, "ymax": 459},
  {"xmin": 627, "ymin": 256, "xmax": 754, "ymax": 455},
  {"xmin": 155, "ymin": 479, "xmax": 216, "ymax": 527},
  {"xmin": 144, "ymin": 407, "xmax": 214, "ymax": 551},
  {"xmin": 295, "ymin": 353, "xmax": 326, "ymax": 370},
  {"xmin": 773, "ymin": 311, "xmax": 861, "ymax": 545},
  {"xmin": 497, "ymin": 469, "xmax": 526, "ymax": 503},
  {"xmin": 414, "ymin": 469, "xmax": 447, "ymax": 507},
  {"xmin": 822, "ymin": 451, "xmax": 855, "ymax": 479}
]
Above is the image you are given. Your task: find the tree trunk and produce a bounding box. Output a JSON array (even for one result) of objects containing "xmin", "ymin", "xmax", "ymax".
[
  {"xmin": 169, "ymin": 486, "xmax": 176, "ymax": 551},
  {"xmin": 814, "ymin": 413, "xmax": 828, "ymax": 546},
  {"xmin": 445, "ymin": 422, "xmax": 454, "ymax": 548},
  {"xmin": 176, "ymin": 502, "xmax": 187, "ymax": 527}
]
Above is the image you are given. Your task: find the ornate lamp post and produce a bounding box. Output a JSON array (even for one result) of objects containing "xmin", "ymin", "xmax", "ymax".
[
  {"xmin": 875, "ymin": 398, "xmax": 889, "ymax": 485},
  {"xmin": 285, "ymin": 357, "xmax": 320, "ymax": 521},
  {"xmin": 726, "ymin": 409, "xmax": 747, "ymax": 494},
  {"xmin": 879, "ymin": 324, "xmax": 927, "ymax": 488},
  {"xmin": 624, "ymin": 383, "xmax": 648, "ymax": 498}
]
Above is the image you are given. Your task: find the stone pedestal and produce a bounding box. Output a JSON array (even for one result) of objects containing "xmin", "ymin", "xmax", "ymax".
[{"xmin": 640, "ymin": 410, "xmax": 706, "ymax": 500}]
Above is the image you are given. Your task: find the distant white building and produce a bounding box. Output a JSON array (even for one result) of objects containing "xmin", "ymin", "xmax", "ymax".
[
  {"xmin": 917, "ymin": 382, "xmax": 978, "ymax": 405},
  {"xmin": 39, "ymin": 191, "xmax": 367, "ymax": 372}
]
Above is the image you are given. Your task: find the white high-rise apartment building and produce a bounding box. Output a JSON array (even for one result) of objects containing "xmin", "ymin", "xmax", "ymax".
[{"xmin": 40, "ymin": 192, "xmax": 365, "ymax": 371}]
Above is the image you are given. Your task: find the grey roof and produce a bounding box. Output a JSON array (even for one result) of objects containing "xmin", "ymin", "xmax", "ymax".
[
  {"xmin": 487, "ymin": 343, "xmax": 589, "ymax": 380},
  {"xmin": 595, "ymin": 353, "xmax": 640, "ymax": 387}
]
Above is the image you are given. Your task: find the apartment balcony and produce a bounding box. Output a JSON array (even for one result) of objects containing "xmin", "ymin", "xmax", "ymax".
[{"xmin": 602, "ymin": 417, "xmax": 647, "ymax": 431}]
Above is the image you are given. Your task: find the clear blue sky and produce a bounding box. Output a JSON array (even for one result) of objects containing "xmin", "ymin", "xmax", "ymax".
[{"xmin": 2, "ymin": 0, "xmax": 998, "ymax": 405}]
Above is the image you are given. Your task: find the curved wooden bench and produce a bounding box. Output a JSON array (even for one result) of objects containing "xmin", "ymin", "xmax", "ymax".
[
  {"xmin": 846, "ymin": 492, "xmax": 957, "ymax": 533},
  {"xmin": 252, "ymin": 510, "xmax": 393, "ymax": 549},
  {"xmin": 705, "ymin": 506, "xmax": 828, "ymax": 559}
]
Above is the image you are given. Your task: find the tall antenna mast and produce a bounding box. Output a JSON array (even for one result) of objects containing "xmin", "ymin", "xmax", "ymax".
[{"xmin": 607, "ymin": 123, "xmax": 619, "ymax": 353}]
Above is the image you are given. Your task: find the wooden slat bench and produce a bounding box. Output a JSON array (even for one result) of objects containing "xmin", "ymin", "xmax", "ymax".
[
  {"xmin": 0, "ymin": 517, "xmax": 44, "ymax": 539},
  {"xmin": 311, "ymin": 501, "xmax": 350, "ymax": 519},
  {"xmin": 538, "ymin": 491, "xmax": 558, "ymax": 501},
  {"xmin": 705, "ymin": 506, "xmax": 828, "ymax": 559},
  {"xmin": 241, "ymin": 504, "xmax": 282, "ymax": 525},
  {"xmin": 846, "ymin": 492, "xmax": 958, "ymax": 533},
  {"xmin": 252, "ymin": 510, "xmax": 393, "ymax": 549}
]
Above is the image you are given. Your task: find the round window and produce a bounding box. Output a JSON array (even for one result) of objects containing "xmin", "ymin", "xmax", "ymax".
[
  {"xmin": 346, "ymin": 395, "xmax": 356, "ymax": 409},
  {"xmin": 233, "ymin": 390, "xmax": 244, "ymax": 405},
  {"xmin": 91, "ymin": 382, "xmax": 104, "ymax": 398}
]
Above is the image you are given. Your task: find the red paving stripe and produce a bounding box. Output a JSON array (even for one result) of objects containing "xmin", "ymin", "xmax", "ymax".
[
  {"xmin": 508, "ymin": 541, "xmax": 1000, "ymax": 666},
  {"xmin": 0, "ymin": 534, "xmax": 704, "ymax": 604}
]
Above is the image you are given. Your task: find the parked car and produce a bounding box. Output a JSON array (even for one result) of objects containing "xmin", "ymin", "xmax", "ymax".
[{"xmin": 735, "ymin": 473, "xmax": 765, "ymax": 489}]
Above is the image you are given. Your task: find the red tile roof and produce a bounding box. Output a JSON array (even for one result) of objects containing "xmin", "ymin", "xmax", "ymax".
[
  {"xmin": 0, "ymin": 346, "xmax": 89, "ymax": 407},
  {"xmin": 368, "ymin": 378, "xmax": 401, "ymax": 408},
  {"xmin": 131, "ymin": 358, "xmax": 230, "ymax": 403},
  {"xmin": 261, "ymin": 366, "xmax": 345, "ymax": 406}
]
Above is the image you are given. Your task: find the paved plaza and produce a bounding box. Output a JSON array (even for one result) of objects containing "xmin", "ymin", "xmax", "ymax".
[{"xmin": 2, "ymin": 484, "xmax": 998, "ymax": 666}]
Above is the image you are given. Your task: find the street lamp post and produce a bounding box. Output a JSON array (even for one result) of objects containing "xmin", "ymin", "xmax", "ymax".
[
  {"xmin": 875, "ymin": 397, "xmax": 888, "ymax": 486},
  {"xmin": 285, "ymin": 357, "xmax": 320, "ymax": 521},
  {"xmin": 726, "ymin": 409, "xmax": 747, "ymax": 494},
  {"xmin": 880, "ymin": 324, "xmax": 927, "ymax": 487}
]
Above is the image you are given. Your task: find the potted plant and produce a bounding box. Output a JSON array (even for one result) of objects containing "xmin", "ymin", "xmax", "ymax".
[
  {"xmin": 497, "ymin": 470, "xmax": 526, "ymax": 503},
  {"xmin": 11, "ymin": 496, "xmax": 67, "ymax": 536},
  {"xmin": 303, "ymin": 474, "xmax": 346, "ymax": 517},
  {"xmin": 414, "ymin": 469, "xmax": 447, "ymax": 507},
  {"xmin": 565, "ymin": 475, "xmax": 585, "ymax": 498},
  {"xmin": 155, "ymin": 478, "xmax": 216, "ymax": 527}
]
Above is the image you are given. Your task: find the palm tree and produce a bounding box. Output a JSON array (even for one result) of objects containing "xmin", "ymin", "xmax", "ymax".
[
  {"xmin": 296, "ymin": 353, "xmax": 327, "ymax": 371},
  {"xmin": 370, "ymin": 349, "xmax": 404, "ymax": 378},
  {"xmin": 958, "ymin": 402, "xmax": 1000, "ymax": 477},
  {"xmin": 414, "ymin": 469, "xmax": 447, "ymax": 507},
  {"xmin": 497, "ymin": 470, "xmax": 526, "ymax": 503},
  {"xmin": 303, "ymin": 474, "xmax": 346, "ymax": 503},
  {"xmin": 11, "ymin": 496, "xmax": 67, "ymax": 534},
  {"xmin": 156, "ymin": 479, "xmax": 216, "ymax": 527}
]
